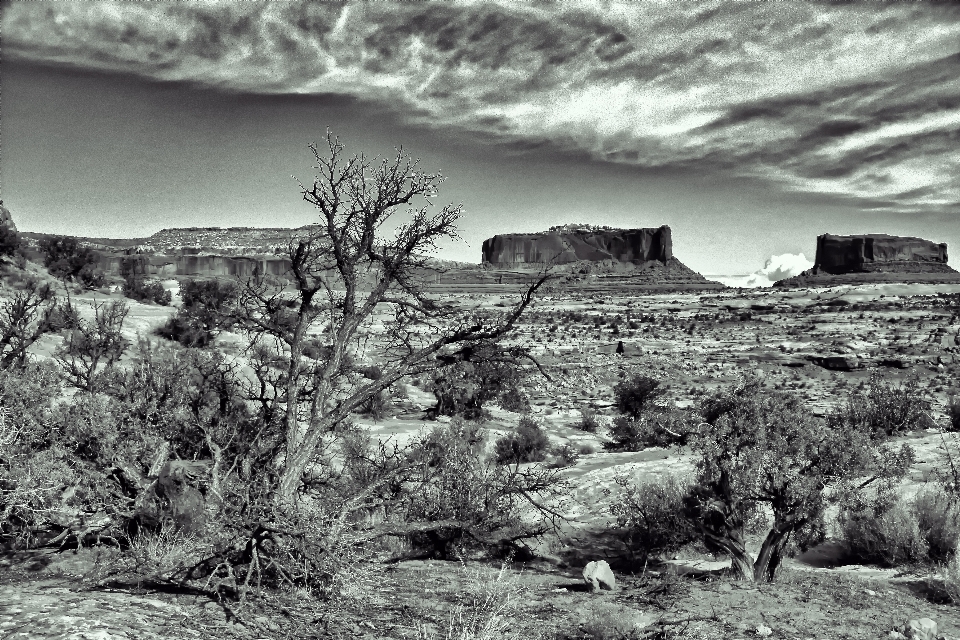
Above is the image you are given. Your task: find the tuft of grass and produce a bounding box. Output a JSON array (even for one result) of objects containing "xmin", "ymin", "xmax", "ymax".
[{"xmin": 414, "ymin": 564, "xmax": 531, "ymax": 640}]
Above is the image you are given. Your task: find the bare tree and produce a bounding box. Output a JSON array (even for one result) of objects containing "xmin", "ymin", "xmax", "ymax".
[
  {"xmin": 234, "ymin": 132, "xmax": 547, "ymax": 502},
  {"xmin": 0, "ymin": 280, "xmax": 59, "ymax": 370},
  {"xmin": 56, "ymin": 299, "xmax": 129, "ymax": 390}
]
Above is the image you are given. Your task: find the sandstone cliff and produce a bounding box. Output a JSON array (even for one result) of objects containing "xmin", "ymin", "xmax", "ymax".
[
  {"xmin": 776, "ymin": 233, "xmax": 958, "ymax": 287},
  {"xmin": 482, "ymin": 225, "xmax": 672, "ymax": 267},
  {"xmin": 813, "ymin": 233, "xmax": 949, "ymax": 275}
]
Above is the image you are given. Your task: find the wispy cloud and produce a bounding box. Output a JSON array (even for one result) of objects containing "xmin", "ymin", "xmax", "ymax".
[{"xmin": 5, "ymin": 1, "xmax": 960, "ymax": 215}]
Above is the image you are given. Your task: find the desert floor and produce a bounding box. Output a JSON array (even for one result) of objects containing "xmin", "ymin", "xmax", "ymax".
[{"xmin": 4, "ymin": 280, "xmax": 960, "ymax": 639}]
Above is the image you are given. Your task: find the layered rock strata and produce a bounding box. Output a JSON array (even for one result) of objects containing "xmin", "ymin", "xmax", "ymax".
[
  {"xmin": 482, "ymin": 226, "xmax": 672, "ymax": 267},
  {"xmin": 777, "ymin": 233, "xmax": 957, "ymax": 287}
]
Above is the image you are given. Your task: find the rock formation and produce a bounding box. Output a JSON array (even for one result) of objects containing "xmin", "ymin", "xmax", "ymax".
[
  {"xmin": 482, "ymin": 225, "xmax": 672, "ymax": 267},
  {"xmin": 0, "ymin": 202, "xmax": 18, "ymax": 233},
  {"xmin": 812, "ymin": 233, "xmax": 949, "ymax": 275},
  {"xmin": 776, "ymin": 233, "xmax": 958, "ymax": 287},
  {"xmin": 479, "ymin": 225, "xmax": 722, "ymax": 290}
]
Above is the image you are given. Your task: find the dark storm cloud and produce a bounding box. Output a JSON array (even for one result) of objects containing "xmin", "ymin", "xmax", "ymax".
[{"xmin": 5, "ymin": 0, "xmax": 960, "ymax": 215}]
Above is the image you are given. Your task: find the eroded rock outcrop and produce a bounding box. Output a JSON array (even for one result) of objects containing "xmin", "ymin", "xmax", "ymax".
[
  {"xmin": 776, "ymin": 233, "xmax": 958, "ymax": 287},
  {"xmin": 0, "ymin": 202, "xmax": 18, "ymax": 233},
  {"xmin": 482, "ymin": 225, "xmax": 672, "ymax": 267},
  {"xmin": 813, "ymin": 233, "xmax": 950, "ymax": 275}
]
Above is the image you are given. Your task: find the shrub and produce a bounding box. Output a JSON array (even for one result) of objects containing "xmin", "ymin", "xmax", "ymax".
[
  {"xmin": 359, "ymin": 364, "xmax": 383, "ymax": 381},
  {"xmin": 613, "ymin": 374, "xmax": 666, "ymax": 419},
  {"xmin": 943, "ymin": 545, "xmax": 960, "ymax": 604},
  {"xmin": 414, "ymin": 564, "xmax": 525, "ymax": 640},
  {"xmin": 0, "ymin": 224, "xmax": 21, "ymax": 258},
  {"xmin": 398, "ymin": 420, "xmax": 568, "ymax": 559},
  {"xmin": 838, "ymin": 482, "xmax": 928, "ymax": 567},
  {"xmin": 55, "ymin": 299, "xmax": 129, "ymax": 391},
  {"xmin": 610, "ymin": 473, "xmax": 697, "ymax": 563},
  {"xmin": 913, "ymin": 484, "xmax": 960, "ymax": 563},
  {"xmin": 577, "ymin": 407, "xmax": 600, "ymax": 433},
  {"xmin": 358, "ymin": 388, "xmax": 391, "ymax": 422},
  {"xmin": 494, "ymin": 416, "xmax": 550, "ymax": 465},
  {"xmin": 156, "ymin": 279, "xmax": 237, "ymax": 347},
  {"xmin": 39, "ymin": 235, "xmax": 102, "ymax": 287},
  {"xmin": 0, "ymin": 279, "xmax": 59, "ymax": 369},
  {"xmin": 949, "ymin": 396, "xmax": 960, "ymax": 433},
  {"xmin": 550, "ymin": 443, "xmax": 581, "ymax": 468},
  {"xmin": 828, "ymin": 372, "xmax": 933, "ymax": 439},
  {"xmin": 123, "ymin": 277, "xmax": 171, "ymax": 306},
  {"xmin": 604, "ymin": 408, "xmax": 691, "ymax": 452},
  {"xmin": 430, "ymin": 343, "xmax": 528, "ymax": 420}
]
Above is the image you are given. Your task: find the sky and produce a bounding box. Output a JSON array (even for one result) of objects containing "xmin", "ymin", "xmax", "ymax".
[{"xmin": 2, "ymin": 1, "xmax": 959, "ymax": 281}]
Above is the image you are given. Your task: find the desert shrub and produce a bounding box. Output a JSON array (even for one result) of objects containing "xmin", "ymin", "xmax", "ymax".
[
  {"xmin": 828, "ymin": 372, "xmax": 933, "ymax": 439},
  {"xmin": 550, "ymin": 443, "xmax": 582, "ymax": 468},
  {"xmin": 913, "ymin": 484, "xmax": 960, "ymax": 563},
  {"xmin": 0, "ymin": 281, "xmax": 62, "ymax": 370},
  {"xmin": 156, "ymin": 279, "xmax": 236, "ymax": 347},
  {"xmin": 358, "ymin": 388, "xmax": 391, "ymax": 422},
  {"xmin": 605, "ymin": 407, "xmax": 691, "ymax": 452},
  {"xmin": 577, "ymin": 407, "xmax": 600, "ymax": 433},
  {"xmin": 55, "ymin": 299, "xmax": 129, "ymax": 391},
  {"xmin": 0, "ymin": 224, "xmax": 21, "ymax": 258},
  {"xmin": 430, "ymin": 344, "xmax": 528, "ymax": 420},
  {"xmin": 497, "ymin": 386, "xmax": 531, "ymax": 414},
  {"xmin": 576, "ymin": 601, "xmax": 653, "ymax": 640},
  {"xmin": 949, "ymin": 396, "xmax": 960, "ymax": 433},
  {"xmin": 943, "ymin": 545, "xmax": 960, "ymax": 604},
  {"xmin": 155, "ymin": 314, "xmax": 212, "ymax": 348},
  {"xmin": 838, "ymin": 482, "xmax": 928, "ymax": 567},
  {"xmin": 494, "ymin": 416, "xmax": 550, "ymax": 465},
  {"xmin": 610, "ymin": 473, "xmax": 697, "ymax": 563},
  {"xmin": 359, "ymin": 364, "xmax": 383, "ymax": 380},
  {"xmin": 123, "ymin": 277, "xmax": 171, "ymax": 306},
  {"xmin": 39, "ymin": 235, "xmax": 103, "ymax": 287},
  {"xmin": 396, "ymin": 420, "xmax": 567, "ymax": 559},
  {"xmin": 614, "ymin": 374, "xmax": 666, "ymax": 419}
]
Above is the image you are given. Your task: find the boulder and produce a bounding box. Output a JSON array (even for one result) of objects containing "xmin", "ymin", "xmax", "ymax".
[
  {"xmin": 807, "ymin": 354, "xmax": 861, "ymax": 371},
  {"xmin": 904, "ymin": 618, "xmax": 938, "ymax": 640},
  {"xmin": 155, "ymin": 459, "xmax": 212, "ymax": 533},
  {"xmin": 582, "ymin": 560, "xmax": 617, "ymax": 592}
]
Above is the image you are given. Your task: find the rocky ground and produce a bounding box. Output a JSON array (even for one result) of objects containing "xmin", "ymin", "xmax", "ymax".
[{"xmin": 4, "ymin": 281, "xmax": 960, "ymax": 639}]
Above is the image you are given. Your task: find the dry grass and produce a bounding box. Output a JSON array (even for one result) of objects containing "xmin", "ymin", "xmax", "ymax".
[{"xmin": 414, "ymin": 563, "xmax": 532, "ymax": 640}]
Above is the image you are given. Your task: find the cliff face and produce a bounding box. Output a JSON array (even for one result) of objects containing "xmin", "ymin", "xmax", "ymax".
[
  {"xmin": 482, "ymin": 226, "xmax": 672, "ymax": 267},
  {"xmin": 94, "ymin": 252, "xmax": 293, "ymax": 279},
  {"xmin": 814, "ymin": 233, "xmax": 949, "ymax": 274},
  {"xmin": 0, "ymin": 204, "xmax": 18, "ymax": 233}
]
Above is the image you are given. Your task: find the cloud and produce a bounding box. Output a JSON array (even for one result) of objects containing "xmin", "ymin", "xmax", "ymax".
[
  {"xmin": 709, "ymin": 253, "xmax": 814, "ymax": 288},
  {"xmin": 4, "ymin": 1, "xmax": 960, "ymax": 215}
]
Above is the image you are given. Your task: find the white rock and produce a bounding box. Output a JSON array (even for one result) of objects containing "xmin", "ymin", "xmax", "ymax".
[{"xmin": 582, "ymin": 559, "xmax": 617, "ymax": 592}]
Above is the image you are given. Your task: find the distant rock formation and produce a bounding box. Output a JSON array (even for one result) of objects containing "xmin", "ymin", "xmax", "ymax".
[
  {"xmin": 812, "ymin": 233, "xmax": 950, "ymax": 275},
  {"xmin": 776, "ymin": 233, "xmax": 958, "ymax": 287},
  {"xmin": 478, "ymin": 225, "xmax": 721, "ymax": 290},
  {"xmin": 482, "ymin": 225, "xmax": 672, "ymax": 267}
]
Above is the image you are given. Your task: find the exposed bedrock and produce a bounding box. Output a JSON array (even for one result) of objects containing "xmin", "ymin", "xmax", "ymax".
[
  {"xmin": 95, "ymin": 252, "xmax": 293, "ymax": 278},
  {"xmin": 481, "ymin": 226, "xmax": 673, "ymax": 267}
]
